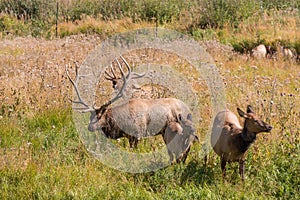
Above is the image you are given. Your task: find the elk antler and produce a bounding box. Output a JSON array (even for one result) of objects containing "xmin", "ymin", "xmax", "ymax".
[
  {"xmin": 67, "ymin": 56, "xmax": 137, "ymax": 114},
  {"xmin": 99, "ymin": 56, "xmax": 133, "ymax": 109},
  {"xmin": 66, "ymin": 62, "xmax": 95, "ymax": 113},
  {"xmin": 104, "ymin": 55, "xmax": 146, "ymax": 89},
  {"xmin": 104, "ymin": 64, "xmax": 118, "ymax": 83}
]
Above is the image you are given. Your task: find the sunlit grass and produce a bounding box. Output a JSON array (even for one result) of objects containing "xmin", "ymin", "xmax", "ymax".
[
  {"xmin": 1, "ymin": 47, "xmax": 299, "ymax": 199},
  {"xmin": 0, "ymin": 8, "xmax": 299, "ymax": 199}
]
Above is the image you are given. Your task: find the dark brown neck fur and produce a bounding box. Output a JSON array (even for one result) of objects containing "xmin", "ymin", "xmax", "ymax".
[
  {"xmin": 101, "ymin": 109, "xmax": 124, "ymax": 139},
  {"xmin": 238, "ymin": 126, "xmax": 257, "ymax": 153}
]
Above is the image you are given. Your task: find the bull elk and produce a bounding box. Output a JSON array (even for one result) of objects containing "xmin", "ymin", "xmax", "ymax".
[
  {"xmin": 211, "ymin": 105, "xmax": 272, "ymax": 180},
  {"xmin": 66, "ymin": 56, "xmax": 196, "ymax": 162}
]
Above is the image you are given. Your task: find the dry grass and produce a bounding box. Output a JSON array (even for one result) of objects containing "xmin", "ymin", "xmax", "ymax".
[
  {"xmin": 54, "ymin": 17, "xmax": 153, "ymax": 38},
  {"xmin": 0, "ymin": 35, "xmax": 100, "ymax": 118},
  {"xmin": 0, "ymin": 30, "xmax": 299, "ymax": 199},
  {"xmin": 236, "ymin": 10, "xmax": 300, "ymax": 41},
  {"xmin": 0, "ymin": 32, "xmax": 298, "ymax": 141}
]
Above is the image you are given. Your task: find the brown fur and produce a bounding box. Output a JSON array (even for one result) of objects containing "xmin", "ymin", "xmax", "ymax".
[
  {"xmin": 88, "ymin": 98, "xmax": 194, "ymax": 149},
  {"xmin": 163, "ymin": 114, "xmax": 198, "ymax": 163},
  {"xmin": 211, "ymin": 105, "xmax": 272, "ymax": 180}
]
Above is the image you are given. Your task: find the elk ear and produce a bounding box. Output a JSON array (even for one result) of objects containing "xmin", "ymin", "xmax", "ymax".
[
  {"xmin": 237, "ymin": 108, "xmax": 247, "ymax": 118},
  {"xmin": 246, "ymin": 105, "xmax": 255, "ymax": 114},
  {"xmin": 177, "ymin": 114, "xmax": 182, "ymax": 122}
]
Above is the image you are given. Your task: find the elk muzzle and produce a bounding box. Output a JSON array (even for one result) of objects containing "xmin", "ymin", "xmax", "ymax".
[
  {"xmin": 88, "ymin": 123, "xmax": 97, "ymax": 132},
  {"xmin": 265, "ymin": 125, "xmax": 273, "ymax": 132},
  {"xmin": 88, "ymin": 111, "xmax": 100, "ymax": 132}
]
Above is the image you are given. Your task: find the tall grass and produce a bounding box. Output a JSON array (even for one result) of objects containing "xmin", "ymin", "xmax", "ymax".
[
  {"xmin": 0, "ymin": 1, "xmax": 299, "ymax": 198},
  {"xmin": 1, "ymin": 0, "xmax": 300, "ymax": 38},
  {"xmin": 0, "ymin": 34, "xmax": 299, "ymax": 199},
  {"xmin": 0, "ymin": 104, "xmax": 299, "ymax": 199}
]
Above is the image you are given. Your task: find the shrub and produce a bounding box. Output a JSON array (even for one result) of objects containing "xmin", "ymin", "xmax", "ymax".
[
  {"xmin": 0, "ymin": 0, "xmax": 55, "ymax": 20},
  {"xmin": 192, "ymin": 0, "xmax": 258, "ymax": 29},
  {"xmin": 231, "ymin": 39, "xmax": 265, "ymax": 54},
  {"xmin": 0, "ymin": 0, "xmax": 300, "ymax": 38}
]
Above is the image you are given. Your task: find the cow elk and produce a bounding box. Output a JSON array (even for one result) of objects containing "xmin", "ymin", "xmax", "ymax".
[
  {"xmin": 66, "ymin": 56, "xmax": 196, "ymax": 162},
  {"xmin": 211, "ymin": 105, "xmax": 272, "ymax": 180},
  {"xmin": 163, "ymin": 113, "xmax": 199, "ymax": 164}
]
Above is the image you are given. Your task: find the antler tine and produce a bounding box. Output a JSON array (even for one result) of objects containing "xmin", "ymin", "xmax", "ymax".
[
  {"xmin": 110, "ymin": 63, "xmax": 117, "ymax": 77},
  {"xmin": 115, "ymin": 57, "xmax": 126, "ymax": 78},
  {"xmin": 99, "ymin": 56, "xmax": 147, "ymax": 110},
  {"xmin": 104, "ymin": 64, "xmax": 117, "ymax": 80},
  {"xmin": 101, "ymin": 56, "xmax": 131, "ymax": 108},
  {"xmin": 132, "ymin": 71, "xmax": 147, "ymax": 79},
  {"xmin": 120, "ymin": 55, "xmax": 131, "ymax": 79},
  {"xmin": 74, "ymin": 62, "xmax": 79, "ymax": 82},
  {"xmin": 120, "ymin": 55, "xmax": 146, "ymax": 79},
  {"xmin": 65, "ymin": 63, "xmax": 94, "ymax": 112},
  {"xmin": 114, "ymin": 57, "xmax": 128, "ymax": 95}
]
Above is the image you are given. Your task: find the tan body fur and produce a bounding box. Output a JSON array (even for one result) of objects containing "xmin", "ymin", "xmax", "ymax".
[
  {"xmin": 89, "ymin": 97, "xmax": 195, "ymax": 153},
  {"xmin": 163, "ymin": 116, "xmax": 198, "ymax": 164},
  {"xmin": 211, "ymin": 106, "xmax": 272, "ymax": 180}
]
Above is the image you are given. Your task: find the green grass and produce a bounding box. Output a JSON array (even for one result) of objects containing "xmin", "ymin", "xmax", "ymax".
[
  {"xmin": 1, "ymin": 0, "xmax": 300, "ymax": 41},
  {"xmin": 0, "ymin": 106, "xmax": 299, "ymax": 199},
  {"xmin": 0, "ymin": 1, "xmax": 299, "ymax": 197}
]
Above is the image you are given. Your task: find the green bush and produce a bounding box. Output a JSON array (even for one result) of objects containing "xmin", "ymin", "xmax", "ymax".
[
  {"xmin": 294, "ymin": 41, "xmax": 300, "ymax": 55},
  {"xmin": 0, "ymin": 15, "xmax": 30, "ymax": 36},
  {"xmin": 59, "ymin": 0, "xmax": 186, "ymax": 23},
  {"xmin": 0, "ymin": 0, "xmax": 56, "ymax": 20},
  {"xmin": 139, "ymin": 0, "xmax": 184, "ymax": 23},
  {"xmin": 0, "ymin": 0, "xmax": 300, "ymax": 38},
  {"xmin": 260, "ymin": 0, "xmax": 300, "ymax": 10},
  {"xmin": 231, "ymin": 39, "xmax": 263, "ymax": 54},
  {"xmin": 192, "ymin": 0, "xmax": 258, "ymax": 29}
]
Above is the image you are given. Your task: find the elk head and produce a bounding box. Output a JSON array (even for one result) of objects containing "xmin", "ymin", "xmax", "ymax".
[
  {"xmin": 237, "ymin": 105, "xmax": 273, "ymax": 141},
  {"xmin": 66, "ymin": 56, "xmax": 134, "ymax": 132}
]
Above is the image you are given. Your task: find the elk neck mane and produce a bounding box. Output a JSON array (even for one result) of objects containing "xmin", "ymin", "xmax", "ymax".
[{"xmin": 238, "ymin": 126, "xmax": 257, "ymax": 153}]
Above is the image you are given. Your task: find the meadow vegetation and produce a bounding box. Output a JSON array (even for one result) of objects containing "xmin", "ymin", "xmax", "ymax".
[{"xmin": 0, "ymin": 0, "xmax": 299, "ymax": 199}]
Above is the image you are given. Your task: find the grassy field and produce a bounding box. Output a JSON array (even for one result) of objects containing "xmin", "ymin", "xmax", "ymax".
[{"xmin": 0, "ymin": 2, "xmax": 300, "ymax": 199}]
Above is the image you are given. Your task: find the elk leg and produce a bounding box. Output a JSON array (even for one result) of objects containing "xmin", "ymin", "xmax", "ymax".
[
  {"xmin": 179, "ymin": 146, "xmax": 191, "ymax": 164},
  {"xmin": 221, "ymin": 158, "xmax": 227, "ymax": 179},
  {"xmin": 204, "ymin": 155, "xmax": 208, "ymax": 167},
  {"xmin": 169, "ymin": 151, "xmax": 175, "ymax": 164},
  {"xmin": 239, "ymin": 160, "xmax": 245, "ymax": 181},
  {"xmin": 129, "ymin": 136, "xmax": 138, "ymax": 149}
]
